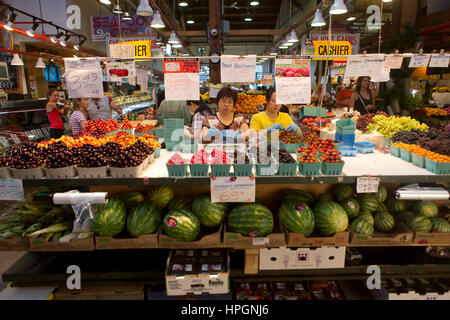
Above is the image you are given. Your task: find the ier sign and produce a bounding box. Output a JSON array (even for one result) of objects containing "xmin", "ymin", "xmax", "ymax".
[{"xmin": 313, "ymin": 41, "xmax": 353, "ymax": 60}]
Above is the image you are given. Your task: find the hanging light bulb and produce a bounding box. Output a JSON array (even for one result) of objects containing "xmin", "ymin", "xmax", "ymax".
[
  {"xmin": 122, "ymin": 11, "xmax": 132, "ymax": 20},
  {"xmin": 99, "ymin": 0, "xmax": 112, "ymax": 4},
  {"xmin": 137, "ymin": 0, "xmax": 154, "ymax": 16},
  {"xmin": 346, "ymin": 16, "xmax": 356, "ymax": 21},
  {"xmin": 288, "ymin": 29, "xmax": 299, "ymax": 43},
  {"xmin": 282, "ymin": 35, "xmax": 293, "ymax": 46},
  {"xmin": 168, "ymin": 31, "xmax": 179, "ymax": 44},
  {"xmin": 382, "ymin": 0, "xmax": 392, "ymax": 2},
  {"xmin": 11, "ymin": 54, "xmax": 24, "ymax": 66},
  {"xmin": 330, "ymin": 0, "xmax": 348, "ymax": 15},
  {"xmin": 178, "ymin": 1, "xmax": 189, "ymax": 7},
  {"xmin": 250, "ymin": 1, "xmax": 260, "ymax": 6},
  {"xmin": 26, "ymin": 20, "xmax": 40, "ymax": 37},
  {"xmin": 151, "ymin": 11, "xmax": 165, "ymax": 28},
  {"xmin": 113, "ymin": 4, "xmax": 123, "ymax": 14},
  {"xmin": 35, "ymin": 57, "xmax": 46, "ymax": 68},
  {"xmin": 311, "ymin": 9, "xmax": 326, "ymax": 27}
]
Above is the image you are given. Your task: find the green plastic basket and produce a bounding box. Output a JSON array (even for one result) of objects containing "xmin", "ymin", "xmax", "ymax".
[
  {"xmin": 279, "ymin": 142, "xmax": 303, "ymax": 153},
  {"xmin": 164, "ymin": 119, "xmax": 184, "ymax": 128},
  {"xmin": 166, "ymin": 164, "xmax": 187, "ymax": 177},
  {"xmin": 400, "ymin": 149, "xmax": 412, "ymax": 162},
  {"xmin": 154, "ymin": 128, "xmax": 164, "ymax": 137},
  {"xmin": 210, "ymin": 164, "xmax": 231, "ymax": 177},
  {"xmin": 106, "ymin": 129, "xmax": 120, "ymax": 136},
  {"xmin": 390, "ymin": 145, "xmax": 400, "ymax": 157},
  {"xmin": 154, "ymin": 147, "xmax": 161, "ymax": 159},
  {"xmin": 256, "ymin": 163, "xmax": 278, "ymax": 176},
  {"xmin": 299, "ymin": 106, "xmax": 318, "ymax": 118},
  {"xmin": 233, "ymin": 164, "xmax": 254, "ymax": 177},
  {"xmin": 189, "ymin": 164, "xmax": 209, "ymax": 177},
  {"xmin": 298, "ymin": 162, "xmax": 321, "ymax": 176},
  {"xmin": 165, "ymin": 141, "xmax": 181, "ymax": 151},
  {"xmin": 382, "ymin": 137, "xmax": 392, "ymax": 147},
  {"xmin": 321, "ymin": 162, "xmax": 345, "ymax": 176},
  {"xmin": 278, "ymin": 163, "xmax": 298, "ymax": 176},
  {"xmin": 119, "ymin": 129, "xmax": 134, "ymax": 134},
  {"xmin": 425, "ymin": 158, "xmax": 450, "ymax": 175},
  {"xmin": 336, "ymin": 119, "xmax": 356, "ymax": 135},
  {"xmin": 412, "ymin": 154, "xmax": 425, "ymax": 168}
]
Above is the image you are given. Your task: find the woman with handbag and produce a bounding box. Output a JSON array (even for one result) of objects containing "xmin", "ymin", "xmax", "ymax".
[{"xmin": 349, "ymin": 76, "xmax": 376, "ymax": 115}]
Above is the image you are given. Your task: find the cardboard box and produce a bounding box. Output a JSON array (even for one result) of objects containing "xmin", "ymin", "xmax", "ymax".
[
  {"xmin": 371, "ymin": 279, "xmax": 450, "ymax": 300},
  {"xmin": 259, "ymin": 246, "xmax": 346, "ymax": 270},
  {"xmin": 284, "ymin": 225, "xmax": 349, "ymax": 247},
  {"xmin": 412, "ymin": 230, "xmax": 450, "ymax": 246},
  {"xmin": 0, "ymin": 237, "xmax": 29, "ymax": 251},
  {"xmin": 159, "ymin": 225, "xmax": 223, "ymax": 249},
  {"xmin": 165, "ymin": 252, "xmax": 230, "ymax": 296},
  {"xmin": 223, "ymin": 225, "xmax": 286, "ymax": 249},
  {"xmin": 54, "ymin": 284, "xmax": 144, "ymax": 300},
  {"xmin": 350, "ymin": 222, "xmax": 413, "ymax": 246},
  {"xmin": 29, "ymin": 236, "xmax": 95, "ymax": 252},
  {"xmin": 95, "ymin": 233, "xmax": 158, "ymax": 250}
]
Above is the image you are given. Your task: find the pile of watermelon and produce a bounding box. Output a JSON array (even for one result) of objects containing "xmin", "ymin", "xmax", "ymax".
[{"xmin": 394, "ymin": 200, "xmax": 450, "ymax": 233}]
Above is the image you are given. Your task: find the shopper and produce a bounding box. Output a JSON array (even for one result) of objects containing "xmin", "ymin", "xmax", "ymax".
[
  {"xmin": 335, "ymin": 81, "xmax": 354, "ymax": 111},
  {"xmin": 202, "ymin": 87, "xmax": 250, "ymax": 143},
  {"xmin": 188, "ymin": 98, "xmax": 213, "ymax": 141},
  {"xmin": 350, "ymin": 76, "xmax": 376, "ymax": 115},
  {"xmin": 311, "ymin": 84, "xmax": 331, "ymax": 106},
  {"xmin": 250, "ymin": 88, "xmax": 302, "ymax": 138},
  {"xmin": 46, "ymin": 89, "xmax": 71, "ymax": 139},
  {"xmin": 70, "ymin": 98, "xmax": 89, "ymax": 136},
  {"xmin": 87, "ymin": 96, "xmax": 122, "ymax": 121},
  {"xmin": 157, "ymin": 99, "xmax": 192, "ymax": 126}
]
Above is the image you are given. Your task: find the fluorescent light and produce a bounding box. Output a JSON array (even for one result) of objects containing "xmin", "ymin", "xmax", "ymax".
[
  {"xmin": 346, "ymin": 16, "xmax": 356, "ymax": 21},
  {"xmin": 11, "ymin": 54, "xmax": 24, "ymax": 66},
  {"xmin": 250, "ymin": 1, "xmax": 259, "ymax": 6},
  {"xmin": 122, "ymin": 12, "xmax": 132, "ymax": 20},
  {"xmin": 311, "ymin": 9, "xmax": 326, "ymax": 27},
  {"xmin": 244, "ymin": 17, "xmax": 252, "ymax": 22},
  {"xmin": 330, "ymin": 0, "xmax": 348, "ymax": 15},
  {"xmin": 113, "ymin": 5, "xmax": 123, "ymax": 14},
  {"xmin": 99, "ymin": 0, "xmax": 112, "ymax": 4},
  {"xmin": 178, "ymin": 1, "xmax": 189, "ymax": 7},
  {"xmin": 137, "ymin": 0, "xmax": 154, "ymax": 16},
  {"xmin": 151, "ymin": 11, "xmax": 165, "ymax": 28},
  {"xmin": 382, "ymin": 0, "xmax": 392, "ymax": 2},
  {"xmin": 186, "ymin": 20, "xmax": 194, "ymax": 24},
  {"xmin": 35, "ymin": 57, "xmax": 46, "ymax": 68}
]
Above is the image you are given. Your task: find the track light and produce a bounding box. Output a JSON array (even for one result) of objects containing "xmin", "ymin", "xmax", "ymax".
[
  {"xmin": 56, "ymin": 30, "xmax": 64, "ymax": 39},
  {"xmin": 122, "ymin": 11, "xmax": 132, "ymax": 20},
  {"xmin": 49, "ymin": 36, "xmax": 57, "ymax": 44},
  {"xmin": 4, "ymin": 12, "xmax": 17, "ymax": 32},
  {"xmin": 64, "ymin": 33, "xmax": 71, "ymax": 42},
  {"xmin": 113, "ymin": 5, "xmax": 123, "ymax": 14},
  {"xmin": 26, "ymin": 19, "xmax": 39, "ymax": 37}
]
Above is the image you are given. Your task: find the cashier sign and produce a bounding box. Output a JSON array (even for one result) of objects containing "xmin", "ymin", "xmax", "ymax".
[
  {"xmin": 313, "ymin": 41, "xmax": 352, "ymax": 60},
  {"xmin": 118, "ymin": 40, "xmax": 151, "ymax": 60}
]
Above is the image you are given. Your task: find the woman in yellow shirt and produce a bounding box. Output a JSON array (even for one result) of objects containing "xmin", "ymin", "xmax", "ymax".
[{"xmin": 250, "ymin": 88, "xmax": 303, "ymax": 138}]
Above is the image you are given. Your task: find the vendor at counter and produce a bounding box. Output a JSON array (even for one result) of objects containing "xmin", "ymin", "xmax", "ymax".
[
  {"xmin": 350, "ymin": 76, "xmax": 376, "ymax": 115},
  {"xmin": 46, "ymin": 89, "xmax": 72, "ymax": 139},
  {"xmin": 250, "ymin": 88, "xmax": 303, "ymax": 139},
  {"xmin": 335, "ymin": 81, "xmax": 355, "ymax": 111}
]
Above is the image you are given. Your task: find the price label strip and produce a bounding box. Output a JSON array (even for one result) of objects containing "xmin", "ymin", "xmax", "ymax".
[
  {"xmin": 357, "ymin": 176, "xmax": 380, "ymax": 194},
  {"xmin": 0, "ymin": 179, "xmax": 25, "ymax": 201},
  {"xmin": 210, "ymin": 176, "xmax": 256, "ymax": 203}
]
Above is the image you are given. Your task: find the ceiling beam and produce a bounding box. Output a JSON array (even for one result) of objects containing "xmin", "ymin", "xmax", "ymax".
[{"xmin": 159, "ymin": 29, "xmax": 287, "ymax": 37}]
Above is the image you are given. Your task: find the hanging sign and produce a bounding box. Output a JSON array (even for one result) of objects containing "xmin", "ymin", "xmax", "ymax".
[
  {"xmin": 344, "ymin": 55, "xmax": 385, "ymax": 79},
  {"xmin": 409, "ymin": 55, "xmax": 431, "ymax": 68},
  {"xmin": 109, "ymin": 43, "xmax": 135, "ymax": 59},
  {"xmin": 429, "ymin": 55, "xmax": 449, "ymax": 68},
  {"xmin": 64, "ymin": 58, "xmax": 103, "ymax": 99},
  {"xmin": 210, "ymin": 176, "xmax": 256, "ymax": 203},
  {"xmin": 107, "ymin": 61, "xmax": 136, "ymax": 82},
  {"xmin": 302, "ymin": 33, "xmax": 360, "ymax": 56},
  {"xmin": 357, "ymin": 176, "xmax": 380, "ymax": 194},
  {"xmin": 275, "ymin": 57, "xmax": 311, "ymax": 105},
  {"xmin": 383, "ymin": 56, "xmax": 404, "ymax": 70},
  {"xmin": 0, "ymin": 179, "xmax": 24, "ymax": 201},
  {"xmin": 136, "ymin": 69, "xmax": 149, "ymax": 93},
  {"xmin": 164, "ymin": 58, "xmax": 200, "ymax": 101},
  {"xmin": 119, "ymin": 40, "xmax": 152, "ymax": 60},
  {"xmin": 91, "ymin": 15, "xmax": 149, "ymax": 41},
  {"xmin": 221, "ymin": 55, "xmax": 257, "ymax": 83},
  {"xmin": 313, "ymin": 41, "xmax": 352, "ymax": 60}
]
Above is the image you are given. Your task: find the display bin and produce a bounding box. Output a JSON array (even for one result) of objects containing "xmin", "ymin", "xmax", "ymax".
[
  {"xmin": 166, "ymin": 164, "xmax": 187, "ymax": 177},
  {"xmin": 425, "ymin": 158, "xmax": 450, "ymax": 175},
  {"xmin": 278, "ymin": 163, "xmax": 298, "ymax": 176},
  {"xmin": 76, "ymin": 167, "xmax": 108, "ymax": 178},
  {"xmin": 0, "ymin": 237, "xmax": 29, "ymax": 251},
  {"xmin": 336, "ymin": 118, "xmax": 356, "ymax": 135},
  {"xmin": 412, "ymin": 154, "xmax": 426, "ymax": 168},
  {"xmin": 256, "ymin": 163, "xmax": 278, "ymax": 176},
  {"xmin": 10, "ymin": 167, "xmax": 44, "ymax": 179},
  {"xmin": 159, "ymin": 225, "xmax": 223, "ymax": 249},
  {"xmin": 0, "ymin": 167, "xmax": 10, "ymax": 178},
  {"xmin": 95, "ymin": 233, "xmax": 158, "ymax": 250},
  {"xmin": 390, "ymin": 145, "xmax": 400, "ymax": 157},
  {"xmin": 29, "ymin": 236, "xmax": 95, "ymax": 252},
  {"xmin": 106, "ymin": 129, "xmax": 119, "ymax": 136},
  {"xmin": 338, "ymin": 146, "xmax": 357, "ymax": 157},
  {"xmin": 299, "ymin": 106, "xmax": 319, "ymax": 118},
  {"xmin": 233, "ymin": 164, "xmax": 254, "ymax": 177},
  {"xmin": 210, "ymin": 164, "xmax": 231, "ymax": 177},
  {"xmin": 400, "ymin": 149, "xmax": 412, "ymax": 162},
  {"xmin": 43, "ymin": 166, "xmax": 77, "ymax": 179},
  {"xmin": 279, "ymin": 142, "xmax": 302, "ymax": 153},
  {"xmin": 321, "ymin": 162, "xmax": 345, "ymax": 176},
  {"xmin": 355, "ymin": 142, "xmax": 376, "ymax": 154},
  {"xmin": 298, "ymin": 162, "xmax": 321, "ymax": 176},
  {"xmin": 349, "ymin": 222, "xmax": 413, "ymax": 246},
  {"xmin": 223, "ymin": 225, "xmax": 285, "ymax": 249},
  {"xmin": 335, "ymin": 133, "xmax": 355, "ymax": 146},
  {"xmin": 189, "ymin": 164, "xmax": 210, "ymax": 177}
]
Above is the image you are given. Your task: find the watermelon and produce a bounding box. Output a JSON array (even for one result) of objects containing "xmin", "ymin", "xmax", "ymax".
[
  {"xmin": 279, "ymin": 190, "xmax": 314, "ymax": 205},
  {"xmin": 374, "ymin": 212, "xmax": 396, "ymax": 233},
  {"xmin": 168, "ymin": 198, "xmax": 192, "ymax": 212},
  {"xmin": 148, "ymin": 186, "xmax": 174, "ymax": 208},
  {"xmin": 407, "ymin": 216, "xmax": 432, "ymax": 232},
  {"xmin": 228, "ymin": 204, "xmax": 274, "ymax": 237},
  {"xmin": 120, "ymin": 192, "xmax": 146, "ymax": 209},
  {"xmin": 316, "ymin": 193, "xmax": 334, "ymax": 203},
  {"xmin": 350, "ymin": 217, "xmax": 374, "ymax": 235},
  {"xmin": 359, "ymin": 213, "xmax": 374, "ymax": 225},
  {"xmin": 126, "ymin": 202, "xmax": 162, "ymax": 237},
  {"xmin": 339, "ymin": 199, "xmax": 360, "ymax": 220},
  {"xmin": 430, "ymin": 217, "xmax": 450, "ymax": 233},
  {"xmin": 358, "ymin": 195, "xmax": 379, "ymax": 213},
  {"xmin": 376, "ymin": 202, "xmax": 389, "ymax": 214},
  {"xmin": 313, "ymin": 202, "xmax": 349, "ymax": 236},
  {"xmin": 397, "ymin": 210, "xmax": 415, "ymax": 224},
  {"xmin": 334, "ymin": 185, "xmax": 354, "ymax": 201},
  {"xmin": 387, "ymin": 198, "xmax": 407, "ymax": 213},
  {"xmin": 192, "ymin": 194, "xmax": 228, "ymax": 228},
  {"xmin": 163, "ymin": 209, "xmax": 200, "ymax": 242},
  {"xmin": 376, "ymin": 185, "xmax": 388, "ymax": 203},
  {"xmin": 92, "ymin": 199, "xmax": 127, "ymax": 237},
  {"xmin": 278, "ymin": 201, "xmax": 315, "ymax": 236},
  {"xmin": 412, "ymin": 201, "xmax": 438, "ymax": 218}
]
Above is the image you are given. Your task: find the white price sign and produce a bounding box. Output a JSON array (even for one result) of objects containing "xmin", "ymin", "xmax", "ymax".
[
  {"xmin": 0, "ymin": 179, "xmax": 24, "ymax": 201},
  {"xmin": 357, "ymin": 176, "xmax": 380, "ymax": 194},
  {"xmin": 210, "ymin": 176, "xmax": 255, "ymax": 203},
  {"xmin": 64, "ymin": 58, "xmax": 104, "ymax": 99}
]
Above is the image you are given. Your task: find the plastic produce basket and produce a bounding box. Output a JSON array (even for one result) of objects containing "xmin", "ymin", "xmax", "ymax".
[
  {"xmin": 106, "ymin": 129, "xmax": 119, "ymax": 137},
  {"xmin": 412, "ymin": 154, "xmax": 425, "ymax": 168},
  {"xmin": 164, "ymin": 119, "xmax": 184, "ymax": 128},
  {"xmin": 390, "ymin": 145, "xmax": 400, "ymax": 157},
  {"xmin": 335, "ymin": 133, "xmax": 355, "ymax": 146},
  {"xmin": 316, "ymin": 108, "xmax": 327, "ymax": 118},
  {"xmin": 355, "ymin": 142, "xmax": 376, "ymax": 154},
  {"xmin": 256, "ymin": 163, "xmax": 278, "ymax": 176},
  {"xmin": 336, "ymin": 119, "xmax": 356, "ymax": 135},
  {"xmin": 233, "ymin": 164, "xmax": 254, "ymax": 177},
  {"xmin": 298, "ymin": 162, "xmax": 321, "ymax": 176},
  {"xmin": 154, "ymin": 128, "xmax": 164, "ymax": 138},
  {"xmin": 166, "ymin": 164, "xmax": 187, "ymax": 177},
  {"xmin": 338, "ymin": 146, "xmax": 357, "ymax": 157},
  {"xmin": 279, "ymin": 142, "xmax": 303, "ymax": 153},
  {"xmin": 425, "ymin": 158, "xmax": 450, "ymax": 175},
  {"xmin": 382, "ymin": 137, "xmax": 391, "ymax": 147},
  {"xmin": 189, "ymin": 164, "xmax": 209, "ymax": 177},
  {"xmin": 278, "ymin": 163, "xmax": 298, "ymax": 176},
  {"xmin": 400, "ymin": 149, "xmax": 412, "ymax": 162},
  {"xmin": 154, "ymin": 147, "xmax": 161, "ymax": 159},
  {"xmin": 0, "ymin": 167, "xmax": 10, "ymax": 178},
  {"xmin": 299, "ymin": 106, "xmax": 318, "ymax": 118},
  {"xmin": 10, "ymin": 167, "xmax": 44, "ymax": 179},
  {"xmin": 321, "ymin": 162, "xmax": 345, "ymax": 176},
  {"xmin": 210, "ymin": 164, "xmax": 231, "ymax": 177}
]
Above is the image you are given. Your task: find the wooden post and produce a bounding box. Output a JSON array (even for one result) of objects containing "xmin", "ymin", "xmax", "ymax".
[
  {"xmin": 244, "ymin": 249, "xmax": 259, "ymax": 275},
  {"xmin": 209, "ymin": 0, "xmax": 221, "ymax": 84}
]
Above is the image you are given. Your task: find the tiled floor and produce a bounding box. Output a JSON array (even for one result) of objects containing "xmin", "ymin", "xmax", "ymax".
[{"xmin": 0, "ymin": 251, "xmax": 25, "ymax": 292}]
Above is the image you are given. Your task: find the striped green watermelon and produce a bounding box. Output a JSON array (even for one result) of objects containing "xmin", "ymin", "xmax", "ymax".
[
  {"xmin": 412, "ymin": 201, "xmax": 438, "ymax": 218},
  {"xmin": 316, "ymin": 193, "xmax": 334, "ymax": 203},
  {"xmin": 334, "ymin": 185, "xmax": 354, "ymax": 201},
  {"xmin": 279, "ymin": 190, "xmax": 314, "ymax": 205},
  {"xmin": 359, "ymin": 213, "xmax": 374, "ymax": 225},
  {"xmin": 126, "ymin": 202, "xmax": 162, "ymax": 237},
  {"xmin": 120, "ymin": 192, "xmax": 146, "ymax": 210},
  {"xmin": 192, "ymin": 194, "xmax": 228, "ymax": 228},
  {"xmin": 148, "ymin": 186, "xmax": 174, "ymax": 208},
  {"xmin": 350, "ymin": 217, "xmax": 374, "ymax": 235},
  {"xmin": 358, "ymin": 195, "xmax": 379, "ymax": 213},
  {"xmin": 387, "ymin": 198, "xmax": 407, "ymax": 213},
  {"xmin": 376, "ymin": 185, "xmax": 388, "ymax": 203},
  {"xmin": 163, "ymin": 209, "xmax": 200, "ymax": 242},
  {"xmin": 92, "ymin": 199, "xmax": 127, "ymax": 237},
  {"xmin": 278, "ymin": 201, "xmax": 315, "ymax": 236},
  {"xmin": 339, "ymin": 199, "xmax": 360, "ymax": 220},
  {"xmin": 228, "ymin": 204, "xmax": 273, "ymax": 237},
  {"xmin": 376, "ymin": 202, "xmax": 389, "ymax": 214},
  {"xmin": 313, "ymin": 202, "xmax": 349, "ymax": 236},
  {"xmin": 397, "ymin": 210, "xmax": 415, "ymax": 224},
  {"xmin": 374, "ymin": 212, "xmax": 396, "ymax": 233},
  {"xmin": 168, "ymin": 198, "xmax": 192, "ymax": 212},
  {"xmin": 430, "ymin": 217, "xmax": 450, "ymax": 233},
  {"xmin": 407, "ymin": 216, "xmax": 432, "ymax": 232}
]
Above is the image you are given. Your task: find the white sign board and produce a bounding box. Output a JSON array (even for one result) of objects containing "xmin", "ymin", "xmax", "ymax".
[
  {"xmin": 64, "ymin": 58, "xmax": 103, "ymax": 99},
  {"xmin": 106, "ymin": 61, "xmax": 136, "ymax": 82},
  {"xmin": 383, "ymin": 56, "xmax": 404, "ymax": 70},
  {"xmin": 221, "ymin": 55, "xmax": 256, "ymax": 83},
  {"xmin": 109, "ymin": 43, "xmax": 134, "ymax": 59},
  {"xmin": 275, "ymin": 57, "xmax": 312, "ymax": 104},
  {"xmin": 302, "ymin": 33, "xmax": 360, "ymax": 56},
  {"xmin": 429, "ymin": 55, "xmax": 450, "ymax": 68},
  {"xmin": 210, "ymin": 176, "xmax": 256, "ymax": 203},
  {"xmin": 136, "ymin": 68, "xmax": 148, "ymax": 93},
  {"xmin": 0, "ymin": 179, "xmax": 24, "ymax": 201},
  {"xmin": 357, "ymin": 176, "xmax": 380, "ymax": 193},
  {"xmin": 409, "ymin": 55, "xmax": 431, "ymax": 68},
  {"xmin": 164, "ymin": 59, "xmax": 200, "ymax": 101},
  {"xmin": 344, "ymin": 55, "xmax": 385, "ymax": 79}
]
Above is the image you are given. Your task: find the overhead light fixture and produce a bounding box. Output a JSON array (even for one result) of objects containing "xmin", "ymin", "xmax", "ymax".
[
  {"xmin": 4, "ymin": 12, "xmax": 17, "ymax": 32},
  {"xmin": 311, "ymin": 9, "xmax": 326, "ymax": 27},
  {"xmin": 59, "ymin": 39, "xmax": 66, "ymax": 47},
  {"xmin": 137, "ymin": 0, "xmax": 153, "ymax": 16},
  {"xmin": 64, "ymin": 33, "xmax": 71, "ymax": 42},
  {"xmin": 99, "ymin": 0, "xmax": 112, "ymax": 4},
  {"xmin": 288, "ymin": 29, "xmax": 299, "ymax": 43},
  {"xmin": 244, "ymin": 17, "xmax": 252, "ymax": 22},
  {"xmin": 151, "ymin": 11, "xmax": 165, "ymax": 28},
  {"xmin": 11, "ymin": 54, "xmax": 24, "ymax": 66},
  {"xmin": 178, "ymin": 1, "xmax": 189, "ymax": 7},
  {"xmin": 35, "ymin": 57, "xmax": 46, "ymax": 69},
  {"xmin": 382, "ymin": 0, "xmax": 392, "ymax": 2},
  {"xmin": 113, "ymin": 4, "xmax": 123, "ymax": 14},
  {"xmin": 270, "ymin": 52, "xmax": 278, "ymax": 56},
  {"xmin": 173, "ymin": 43, "xmax": 183, "ymax": 48},
  {"xmin": 49, "ymin": 36, "xmax": 57, "ymax": 44},
  {"xmin": 73, "ymin": 44, "xmax": 79, "ymax": 51},
  {"xmin": 26, "ymin": 19, "xmax": 39, "ymax": 37},
  {"xmin": 168, "ymin": 31, "xmax": 179, "ymax": 44},
  {"xmin": 156, "ymin": 37, "xmax": 163, "ymax": 45},
  {"xmin": 250, "ymin": 1, "xmax": 260, "ymax": 6},
  {"xmin": 330, "ymin": 0, "xmax": 348, "ymax": 15},
  {"xmin": 346, "ymin": 16, "xmax": 356, "ymax": 21},
  {"xmin": 122, "ymin": 11, "xmax": 132, "ymax": 20},
  {"xmin": 186, "ymin": 19, "xmax": 195, "ymax": 24},
  {"xmin": 55, "ymin": 30, "xmax": 64, "ymax": 39},
  {"xmin": 282, "ymin": 35, "xmax": 293, "ymax": 46},
  {"xmin": 279, "ymin": 45, "xmax": 288, "ymax": 49}
]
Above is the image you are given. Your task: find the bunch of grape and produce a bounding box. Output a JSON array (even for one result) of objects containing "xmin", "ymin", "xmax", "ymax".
[{"xmin": 366, "ymin": 116, "xmax": 429, "ymax": 138}]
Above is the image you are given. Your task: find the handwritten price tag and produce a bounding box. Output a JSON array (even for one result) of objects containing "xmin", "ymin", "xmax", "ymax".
[
  {"xmin": 357, "ymin": 176, "xmax": 380, "ymax": 194},
  {"xmin": 210, "ymin": 176, "xmax": 255, "ymax": 203},
  {"xmin": 0, "ymin": 179, "xmax": 24, "ymax": 201}
]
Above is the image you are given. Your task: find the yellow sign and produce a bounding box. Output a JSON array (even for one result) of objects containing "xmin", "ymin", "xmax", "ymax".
[
  {"xmin": 313, "ymin": 41, "xmax": 352, "ymax": 60},
  {"xmin": 119, "ymin": 40, "xmax": 152, "ymax": 60}
]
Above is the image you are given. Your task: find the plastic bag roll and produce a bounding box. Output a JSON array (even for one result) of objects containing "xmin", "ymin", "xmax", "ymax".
[
  {"xmin": 395, "ymin": 190, "xmax": 449, "ymax": 201},
  {"xmin": 53, "ymin": 192, "xmax": 108, "ymax": 205}
]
